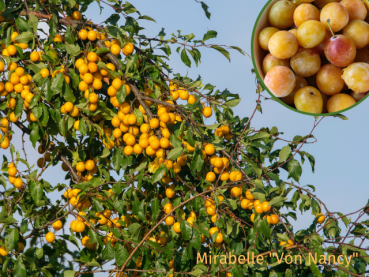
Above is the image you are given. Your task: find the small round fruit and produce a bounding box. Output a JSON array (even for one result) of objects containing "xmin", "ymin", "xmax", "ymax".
[
  {"xmin": 342, "ymin": 20, "xmax": 369, "ymax": 49},
  {"xmin": 290, "ymin": 48, "xmax": 321, "ymax": 77},
  {"xmin": 314, "ymin": 0, "xmax": 340, "ymax": 9},
  {"xmin": 45, "ymin": 232, "xmax": 55, "ymax": 243},
  {"xmin": 254, "ymin": 204, "xmax": 263, "ymax": 214},
  {"xmin": 52, "ymin": 220, "xmax": 63, "ymax": 231},
  {"xmin": 206, "ymin": 172, "xmax": 216, "ymax": 182},
  {"xmin": 250, "ymin": 214, "xmax": 255, "ymax": 223},
  {"xmin": 294, "ymin": 4, "xmax": 320, "ymax": 27},
  {"xmin": 215, "ymin": 233, "xmax": 223, "ymax": 244},
  {"xmin": 258, "ymin": 27, "xmax": 279, "ymax": 51},
  {"xmin": 340, "ymin": 0, "xmax": 367, "ymax": 21},
  {"xmin": 268, "ymin": 31, "xmax": 298, "ymax": 59},
  {"xmin": 262, "ymin": 53, "xmax": 290, "ymax": 75},
  {"xmin": 270, "ymin": 214, "xmax": 279, "ymax": 225},
  {"xmin": 262, "ymin": 201, "xmax": 271, "ymax": 213},
  {"xmin": 204, "ymin": 144, "xmax": 215, "ymax": 155},
  {"xmin": 202, "ymin": 107, "xmax": 212, "ymax": 118},
  {"xmin": 173, "ymin": 222, "xmax": 181, "ymax": 233},
  {"xmin": 268, "ymin": 0, "xmax": 297, "ymax": 29},
  {"xmin": 14, "ymin": 178, "xmax": 23, "ymax": 188},
  {"xmin": 342, "ymin": 62, "xmax": 369, "ymax": 93},
  {"xmin": 316, "ymin": 64, "xmax": 345, "ymax": 95},
  {"xmin": 316, "ymin": 213, "xmax": 325, "ymax": 224},
  {"xmin": 324, "ymin": 35, "xmax": 356, "ymax": 68},
  {"xmin": 264, "ymin": 66, "xmax": 296, "ymax": 97},
  {"xmin": 320, "ymin": 3, "xmax": 349, "ymax": 32},
  {"xmin": 85, "ymin": 160, "xmax": 95, "ymax": 171},
  {"xmin": 165, "ymin": 216, "xmax": 174, "ymax": 226},
  {"xmin": 294, "ymin": 86, "xmax": 323, "ymax": 114},
  {"xmin": 327, "ymin": 93, "xmax": 356, "ymax": 113},
  {"xmin": 297, "ymin": 20, "xmax": 326, "ymax": 48},
  {"xmin": 281, "ymin": 76, "xmax": 308, "ymax": 105}
]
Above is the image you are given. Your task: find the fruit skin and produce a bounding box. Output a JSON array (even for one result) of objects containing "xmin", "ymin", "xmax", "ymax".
[
  {"xmin": 327, "ymin": 93, "xmax": 356, "ymax": 113},
  {"xmin": 297, "ymin": 20, "xmax": 326, "ymax": 48},
  {"xmin": 264, "ymin": 66, "xmax": 296, "ymax": 97},
  {"xmin": 294, "ymin": 86, "xmax": 323, "ymax": 114},
  {"xmin": 320, "ymin": 3, "xmax": 349, "ymax": 33},
  {"xmin": 268, "ymin": 0, "xmax": 297, "ymax": 29},
  {"xmin": 342, "ymin": 62, "xmax": 369, "ymax": 93},
  {"xmin": 293, "ymin": 4, "xmax": 320, "ymax": 28},
  {"xmin": 45, "ymin": 232, "xmax": 55, "ymax": 243},
  {"xmin": 340, "ymin": 0, "xmax": 367, "ymax": 21},
  {"xmin": 268, "ymin": 31, "xmax": 298, "ymax": 59},
  {"xmin": 290, "ymin": 48, "xmax": 321, "ymax": 77},
  {"xmin": 281, "ymin": 76, "xmax": 308, "ymax": 105},
  {"xmin": 316, "ymin": 64, "xmax": 345, "ymax": 95},
  {"xmin": 258, "ymin": 27, "xmax": 279, "ymax": 51},
  {"xmin": 315, "ymin": 213, "xmax": 325, "ymax": 224},
  {"xmin": 324, "ymin": 35, "xmax": 356, "ymax": 68},
  {"xmin": 173, "ymin": 222, "xmax": 181, "ymax": 233},
  {"xmin": 342, "ymin": 20, "xmax": 369, "ymax": 49},
  {"xmin": 350, "ymin": 91, "xmax": 368, "ymax": 102},
  {"xmin": 262, "ymin": 53, "xmax": 290, "ymax": 75}
]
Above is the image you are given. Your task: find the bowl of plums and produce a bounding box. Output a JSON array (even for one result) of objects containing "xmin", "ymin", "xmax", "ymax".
[{"xmin": 252, "ymin": 0, "xmax": 369, "ymax": 115}]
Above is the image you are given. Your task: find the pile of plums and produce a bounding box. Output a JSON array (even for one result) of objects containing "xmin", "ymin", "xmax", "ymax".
[{"xmin": 259, "ymin": 0, "xmax": 369, "ymax": 114}]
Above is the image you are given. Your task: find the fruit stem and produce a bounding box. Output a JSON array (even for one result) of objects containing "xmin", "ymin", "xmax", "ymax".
[{"xmin": 326, "ymin": 19, "xmax": 336, "ymax": 38}]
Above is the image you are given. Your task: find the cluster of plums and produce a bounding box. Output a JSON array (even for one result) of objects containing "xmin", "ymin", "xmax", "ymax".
[{"xmin": 258, "ymin": 0, "xmax": 369, "ymax": 114}]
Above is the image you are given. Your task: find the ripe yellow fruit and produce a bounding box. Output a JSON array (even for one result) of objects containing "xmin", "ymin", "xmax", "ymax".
[
  {"xmin": 206, "ymin": 172, "xmax": 216, "ymax": 182},
  {"xmin": 45, "ymin": 232, "xmax": 55, "ymax": 243},
  {"xmin": 202, "ymin": 107, "xmax": 212, "ymax": 118},
  {"xmin": 87, "ymin": 30, "xmax": 97, "ymax": 41},
  {"xmin": 205, "ymin": 144, "xmax": 215, "ymax": 155},
  {"xmin": 40, "ymin": 68, "xmax": 49, "ymax": 78},
  {"xmin": 246, "ymin": 190, "xmax": 254, "ymax": 200},
  {"xmin": 173, "ymin": 222, "xmax": 181, "ymax": 233},
  {"xmin": 123, "ymin": 43, "xmax": 134, "ymax": 55},
  {"xmin": 72, "ymin": 11, "xmax": 82, "ymax": 20},
  {"xmin": 30, "ymin": 51, "xmax": 39, "ymax": 62},
  {"xmin": 85, "ymin": 160, "xmax": 95, "ymax": 171},
  {"xmin": 74, "ymin": 221, "xmax": 86, "ymax": 233},
  {"xmin": 7, "ymin": 45, "xmax": 17, "ymax": 56},
  {"xmin": 14, "ymin": 178, "xmax": 23, "ymax": 188},
  {"xmin": 111, "ymin": 44, "xmax": 121, "ymax": 55},
  {"xmin": 79, "ymin": 29, "xmax": 88, "ymax": 40},
  {"xmin": 52, "ymin": 220, "xmax": 63, "ymax": 231},
  {"xmin": 316, "ymin": 213, "xmax": 325, "ymax": 224},
  {"xmin": 0, "ymin": 246, "xmax": 8, "ymax": 257},
  {"xmin": 150, "ymin": 118, "xmax": 159, "ymax": 129}
]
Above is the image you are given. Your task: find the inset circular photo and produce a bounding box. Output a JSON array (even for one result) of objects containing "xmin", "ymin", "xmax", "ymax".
[{"xmin": 252, "ymin": 0, "xmax": 369, "ymax": 116}]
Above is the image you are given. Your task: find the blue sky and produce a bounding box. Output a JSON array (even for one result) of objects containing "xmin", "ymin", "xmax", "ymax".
[{"xmin": 3, "ymin": 0, "xmax": 369, "ymax": 273}]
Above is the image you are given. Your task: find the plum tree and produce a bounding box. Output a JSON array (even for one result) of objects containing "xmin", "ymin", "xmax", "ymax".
[{"xmin": 0, "ymin": 1, "xmax": 369, "ymax": 277}]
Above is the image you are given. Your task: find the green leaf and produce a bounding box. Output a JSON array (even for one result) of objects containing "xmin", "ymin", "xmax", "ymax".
[
  {"xmin": 63, "ymin": 81, "xmax": 76, "ymax": 102},
  {"xmin": 28, "ymin": 13, "xmax": 39, "ymax": 33},
  {"xmin": 15, "ymin": 18, "xmax": 32, "ymax": 32},
  {"xmin": 14, "ymin": 259, "xmax": 26, "ymax": 277},
  {"xmin": 287, "ymin": 159, "xmax": 302, "ymax": 182},
  {"xmin": 181, "ymin": 48, "xmax": 191, "ymax": 67},
  {"xmin": 51, "ymin": 73, "xmax": 64, "ymax": 95},
  {"xmin": 166, "ymin": 147, "xmax": 183, "ymax": 161},
  {"xmin": 20, "ymin": 220, "xmax": 28, "ymax": 234},
  {"xmin": 223, "ymin": 98, "xmax": 241, "ymax": 108},
  {"xmin": 29, "ymin": 180, "xmax": 43, "ymax": 204},
  {"xmin": 279, "ymin": 146, "xmax": 291, "ymax": 162},
  {"xmin": 170, "ymin": 135, "xmax": 182, "ymax": 148},
  {"xmin": 61, "ymin": 270, "xmax": 77, "ymax": 277},
  {"xmin": 199, "ymin": 1, "xmax": 211, "ymax": 19},
  {"xmin": 29, "ymin": 124, "xmax": 40, "ymax": 148},
  {"xmin": 230, "ymin": 46, "xmax": 245, "ymax": 55},
  {"xmin": 332, "ymin": 114, "xmax": 348, "ymax": 120},
  {"xmin": 14, "ymin": 32, "xmax": 33, "ymax": 43},
  {"xmin": 191, "ymin": 147, "xmax": 204, "ymax": 173},
  {"xmin": 268, "ymin": 196, "xmax": 287, "ymax": 207},
  {"xmin": 203, "ymin": 30, "xmax": 217, "ymax": 42},
  {"xmin": 112, "ymin": 148, "xmax": 123, "ymax": 173},
  {"xmin": 211, "ymin": 45, "xmax": 230, "ymax": 61},
  {"xmin": 181, "ymin": 221, "xmax": 193, "ymax": 241},
  {"xmin": 151, "ymin": 166, "xmax": 166, "ymax": 184},
  {"xmin": 151, "ymin": 197, "xmax": 160, "ymax": 223},
  {"xmin": 65, "ymin": 44, "xmax": 81, "ymax": 56},
  {"xmin": 138, "ymin": 15, "xmax": 156, "ymax": 22},
  {"xmin": 5, "ymin": 228, "xmax": 19, "ymax": 250},
  {"xmin": 0, "ymin": 0, "xmax": 4, "ymax": 12},
  {"xmin": 310, "ymin": 262, "xmax": 323, "ymax": 277},
  {"xmin": 35, "ymin": 248, "xmax": 43, "ymax": 259},
  {"xmin": 116, "ymin": 84, "xmax": 126, "ymax": 105},
  {"xmin": 102, "ymin": 243, "xmax": 115, "ymax": 261},
  {"xmin": 115, "ymin": 243, "xmax": 130, "ymax": 266},
  {"xmin": 0, "ymin": 176, "xmax": 6, "ymax": 189}
]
